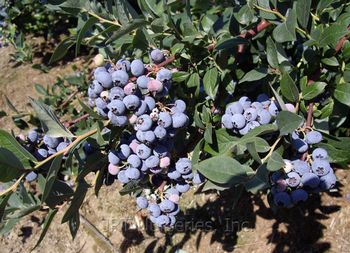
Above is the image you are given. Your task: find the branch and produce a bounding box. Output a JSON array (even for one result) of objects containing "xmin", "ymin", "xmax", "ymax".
[{"xmin": 335, "ymin": 25, "xmax": 350, "ymax": 53}]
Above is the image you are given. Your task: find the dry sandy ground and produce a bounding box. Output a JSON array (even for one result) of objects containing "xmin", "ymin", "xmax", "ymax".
[{"xmin": 0, "ymin": 46, "xmax": 350, "ymax": 253}]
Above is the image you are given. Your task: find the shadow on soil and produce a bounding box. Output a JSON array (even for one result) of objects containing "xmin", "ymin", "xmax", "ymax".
[{"xmin": 118, "ymin": 183, "xmax": 342, "ymax": 253}]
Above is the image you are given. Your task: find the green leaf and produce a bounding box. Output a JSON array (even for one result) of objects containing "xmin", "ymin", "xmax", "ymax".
[
  {"xmin": 0, "ymin": 130, "xmax": 37, "ymax": 167},
  {"xmin": 0, "ymin": 148, "xmax": 25, "ymax": 182},
  {"xmin": 3, "ymin": 95, "xmax": 19, "ymax": 114},
  {"xmin": 204, "ymin": 124, "xmax": 213, "ymax": 144},
  {"xmin": 266, "ymin": 37, "xmax": 279, "ymax": 68},
  {"xmin": 192, "ymin": 139, "xmax": 204, "ymax": 166},
  {"xmin": 318, "ymin": 23, "xmax": 349, "ymax": 48},
  {"xmin": 68, "ymin": 211, "xmax": 80, "ymax": 239},
  {"xmin": 105, "ymin": 19, "xmax": 146, "ymax": 45},
  {"xmin": 296, "ymin": 0, "xmax": 311, "ymax": 29},
  {"xmin": 172, "ymin": 71, "xmax": 189, "ymax": 82},
  {"xmin": 196, "ymin": 155, "xmax": 252, "ymax": 185},
  {"xmin": 272, "ymin": 8, "xmax": 297, "ymax": 43},
  {"xmin": 244, "ymin": 164, "xmax": 270, "ymax": 194},
  {"xmin": 267, "ymin": 152, "xmax": 285, "ymax": 171},
  {"xmin": 0, "ymin": 193, "xmax": 12, "ymax": 221},
  {"xmin": 334, "ymin": 83, "xmax": 350, "ymax": 107},
  {"xmin": 49, "ymin": 37, "xmax": 75, "ymax": 64},
  {"xmin": 239, "ymin": 68, "xmax": 268, "ymax": 83},
  {"xmin": 187, "ymin": 72, "xmax": 200, "ymax": 88},
  {"xmin": 78, "ymin": 99, "xmax": 104, "ymax": 120},
  {"xmin": 269, "ymin": 84, "xmax": 287, "ymax": 111},
  {"xmin": 201, "ymin": 180, "xmax": 231, "ymax": 192},
  {"xmin": 203, "ymin": 68, "xmax": 218, "ymax": 99},
  {"xmin": 246, "ymin": 142, "xmax": 262, "ymax": 164},
  {"xmin": 61, "ymin": 180, "xmax": 89, "ymax": 223},
  {"xmin": 41, "ymin": 154, "xmax": 64, "ymax": 204},
  {"xmin": 34, "ymin": 84, "xmax": 48, "ymax": 96},
  {"xmin": 33, "ymin": 208, "xmax": 58, "ymax": 249},
  {"xmin": 30, "ymin": 98, "xmax": 74, "ymax": 138},
  {"xmin": 302, "ymin": 82, "xmax": 327, "ymax": 100},
  {"xmin": 214, "ymin": 37, "xmax": 249, "ymax": 51},
  {"xmin": 276, "ymin": 111, "xmax": 304, "ymax": 135},
  {"xmin": 280, "ymin": 72, "xmax": 299, "ymax": 102},
  {"xmin": 76, "ymin": 17, "xmax": 97, "ymax": 56},
  {"xmin": 321, "ymin": 57, "xmax": 339, "ymax": 66},
  {"xmin": 119, "ymin": 179, "xmax": 142, "ymax": 196}
]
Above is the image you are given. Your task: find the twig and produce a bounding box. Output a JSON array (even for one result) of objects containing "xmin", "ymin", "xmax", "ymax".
[
  {"xmin": 261, "ymin": 137, "xmax": 282, "ymax": 164},
  {"xmin": 60, "ymin": 90, "xmax": 79, "ymax": 109},
  {"xmin": 80, "ymin": 214, "xmax": 120, "ymax": 253},
  {"xmin": 64, "ymin": 114, "xmax": 90, "ymax": 128}
]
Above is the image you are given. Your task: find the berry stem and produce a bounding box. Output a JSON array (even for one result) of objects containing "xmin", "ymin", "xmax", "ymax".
[
  {"xmin": 65, "ymin": 113, "xmax": 90, "ymax": 128},
  {"xmin": 261, "ymin": 136, "xmax": 282, "ymax": 164},
  {"xmin": 60, "ymin": 90, "xmax": 79, "ymax": 109}
]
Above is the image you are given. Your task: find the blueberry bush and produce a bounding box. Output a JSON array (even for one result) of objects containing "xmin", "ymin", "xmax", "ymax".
[{"xmin": 1, "ymin": 0, "xmax": 350, "ymax": 248}]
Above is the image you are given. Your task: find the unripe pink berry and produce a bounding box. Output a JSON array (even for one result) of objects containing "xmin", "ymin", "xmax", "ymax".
[
  {"xmin": 124, "ymin": 82, "xmax": 137, "ymax": 95},
  {"xmin": 168, "ymin": 194, "xmax": 180, "ymax": 204},
  {"xmin": 129, "ymin": 140, "xmax": 139, "ymax": 153},
  {"xmin": 129, "ymin": 114, "xmax": 138, "ymax": 124},
  {"xmin": 159, "ymin": 156, "xmax": 171, "ymax": 168},
  {"xmin": 147, "ymin": 79, "xmax": 163, "ymax": 92},
  {"xmin": 285, "ymin": 103, "xmax": 296, "ymax": 113},
  {"xmin": 108, "ymin": 163, "xmax": 120, "ymax": 175},
  {"xmin": 276, "ymin": 179, "xmax": 287, "ymax": 192}
]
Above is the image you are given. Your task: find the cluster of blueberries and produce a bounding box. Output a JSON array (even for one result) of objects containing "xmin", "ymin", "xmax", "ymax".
[
  {"xmin": 221, "ymin": 94, "xmax": 295, "ymax": 135},
  {"xmin": 135, "ymin": 159, "xmax": 205, "ymax": 228},
  {"xmin": 0, "ymin": 4, "xmax": 8, "ymax": 48},
  {"xmin": 16, "ymin": 129, "xmax": 72, "ymax": 182},
  {"xmin": 271, "ymin": 131, "xmax": 337, "ymax": 208}
]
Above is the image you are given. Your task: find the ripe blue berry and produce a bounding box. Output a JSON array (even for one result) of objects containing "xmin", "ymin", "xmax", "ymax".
[
  {"xmin": 95, "ymin": 71, "xmax": 112, "ymax": 88},
  {"xmin": 151, "ymin": 49, "xmax": 165, "ymax": 63},
  {"xmin": 56, "ymin": 141, "xmax": 69, "ymax": 152},
  {"xmin": 159, "ymin": 199, "xmax": 175, "ymax": 213},
  {"xmin": 156, "ymin": 69, "xmax": 172, "ymax": 82},
  {"xmin": 305, "ymin": 131, "xmax": 323, "ymax": 144},
  {"xmin": 172, "ymin": 113, "xmax": 188, "ymax": 128},
  {"xmin": 156, "ymin": 215, "xmax": 170, "ymax": 227},
  {"xmin": 243, "ymin": 108, "xmax": 258, "ymax": 122},
  {"xmin": 286, "ymin": 172, "xmax": 301, "ymax": 187},
  {"xmin": 312, "ymin": 148, "xmax": 328, "ymax": 160},
  {"xmin": 148, "ymin": 203, "xmax": 161, "ymax": 218},
  {"xmin": 273, "ymin": 192, "xmax": 291, "ymax": 207},
  {"xmin": 117, "ymin": 170, "xmax": 130, "ymax": 184},
  {"xmin": 145, "ymin": 155, "xmax": 160, "ymax": 168},
  {"xmin": 292, "ymin": 138, "xmax": 308, "ymax": 153},
  {"xmin": 158, "ymin": 112, "xmax": 172, "ymax": 128},
  {"xmin": 256, "ymin": 93, "xmax": 270, "ymax": 106},
  {"xmin": 118, "ymin": 144, "xmax": 131, "ymax": 160},
  {"xmin": 136, "ymin": 196, "xmax": 148, "ymax": 209},
  {"xmin": 135, "ymin": 101, "xmax": 148, "ymax": 116},
  {"xmin": 256, "ymin": 109, "xmax": 272, "ymax": 125},
  {"xmin": 192, "ymin": 172, "xmax": 205, "ymax": 185},
  {"xmin": 225, "ymin": 102, "xmax": 243, "ymax": 115},
  {"xmin": 95, "ymin": 97, "xmax": 108, "ymax": 110},
  {"xmin": 28, "ymin": 130, "xmax": 38, "ymax": 143},
  {"xmin": 144, "ymin": 96, "xmax": 156, "ymax": 110},
  {"xmin": 222, "ymin": 114, "xmax": 233, "ymax": 129},
  {"xmin": 311, "ymin": 160, "xmax": 331, "ymax": 176},
  {"xmin": 136, "ymin": 115, "xmax": 153, "ymax": 131},
  {"xmin": 268, "ymin": 101, "xmax": 279, "ymax": 116},
  {"xmin": 176, "ymin": 182, "xmax": 190, "ymax": 193},
  {"xmin": 116, "ymin": 59, "xmax": 131, "ymax": 72},
  {"xmin": 136, "ymin": 75, "xmax": 150, "ymax": 89},
  {"xmin": 144, "ymin": 131, "xmax": 156, "ymax": 144},
  {"xmin": 92, "ymin": 80, "xmax": 103, "ymax": 95},
  {"xmin": 127, "ymin": 154, "xmax": 141, "ymax": 168},
  {"xmin": 136, "ymin": 144, "xmax": 152, "ymax": 159},
  {"xmin": 108, "ymin": 113, "xmax": 128, "ymax": 126},
  {"xmin": 109, "ymin": 87, "xmax": 125, "ymax": 100},
  {"xmin": 25, "ymin": 171, "xmax": 38, "ymax": 182},
  {"xmin": 301, "ymin": 172, "xmax": 320, "ymax": 188},
  {"xmin": 125, "ymin": 167, "xmax": 141, "ymax": 180},
  {"xmin": 107, "ymin": 100, "xmax": 126, "ymax": 115},
  {"xmin": 108, "ymin": 151, "xmax": 120, "ymax": 165},
  {"xmin": 123, "ymin": 95, "xmax": 141, "ymax": 110},
  {"xmin": 154, "ymin": 126, "xmax": 167, "ymax": 140},
  {"xmin": 111, "ymin": 70, "xmax": 129, "ymax": 87},
  {"xmin": 290, "ymin": 189, "xmax": 308, "ymax": 203},
  {"xmin": 130, "ymin": 59, "xmax": 144, "ymax": 77},
  {"xmin": 171, "ymin": 99, "xmax": 186, "ymax": 113},
  {"xmin": 43, "ymin": 135, "xmax": 59, "ymax": 149},
  {"xmin": 319, "ymin": 172, "xmax": 337, "ymax": 190},
  {"xmin": 238, "ymin": 96, "xmax": 251, "ymax": 109},
  {"xmin": 292, "ymin": 160, "xmax": 310, "ymax": 175},
  {"xmin": 168, "ymin": 169, "xmax": 182, "ymax": 180},
  {"xmin": 175, "ymin": 158, "xmax": 192, "ymax": 174},
  {"xmin": 35, "ymin": 149, "xmax": 48, "ymax": 160}
]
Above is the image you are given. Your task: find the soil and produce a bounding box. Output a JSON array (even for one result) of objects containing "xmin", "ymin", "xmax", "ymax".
[{"xmin": 0, "ymin": 45, "xmax": 350, "ymax": 253}]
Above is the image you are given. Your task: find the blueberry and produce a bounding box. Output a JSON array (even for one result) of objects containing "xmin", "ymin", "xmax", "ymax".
[
  {"xmin": 292, "ymin": 138, "xmax": 308, "ymax": 153},
  {"xmin": 123, "ymin": 95, "xmax": 141, "ymax": 110},
  {"xmin": 154, "ymin": 126, "xmax": 167, "ymax": 140},
  {"xmin": 167, "ymin": 169, "xmax": 182, "ymax": 180},
  {"xmin": 92, "ymin": 80, "xmax": 104, "ymax": 95},
  {"xmin": 271, "ymin": 171, "xmax": 284, "ymax": 183},
  {"xmin": 125, "ymin": 167, "xmax": 141, "ymax": 180},
  {"xmin": 144, "ymin": 96, "xmax": 156, "ymax": 110},
  {"xmin": 319, "ymin": 172, "xmax": 337, "ymax": 190},
  {"xmin": 136, "ymin": 144, "xmax": 152, "ymax": 159},
  {"xmin": 108, "ymin": 112, "xmax": 128, "ymax": 126},
  {"xmin": 153, "ymin": 145, "xmax": 169, "ymax": 158},
  {"xmin": 238, "ymin": 96, "xmax": 251, "ymax": 109},
  {"xmin": 172, "ymin": 113, "xmax": 188, "ymax": 128},
  {"xmin": 305, "ymin": 131, "xmax": 323, "ymax": 144},
  {"xmin": 28, "ymin": 130, "xmax": 38, "ymax": 143},
  {"xmin": 256, "ymin": 93, "xmax": 270, "ymax": 106},
  {"xmin": 130, "ymin": 59, "xmax": 144, "ymax": 77},
  {"xmin": 182, "ymin": 172, "xmax": 193, "ymax": 180},
  {"xmin": 43, "ymin": 135, "xmax": 59, "ymax": 149},
  {"xmin": 283, "ymin": 159, "xmax": 293, "ymax": 173},
  {"xmin": 107, "ymin": 100, "xmax": 126, "ymax": 115},
  {"xmin": 290, "ymin": 189, "xmax": 308, "ymax": 203},
  {"xmin": 96, "ymin": 108, "xmax": 108, "ymax": 117},
  {"xmin": 95, "ymin": 97, "xmax": 108, "ymax": 110},
  {"xmin": 168, "ymin": 205, "xmax": 180, "ymax": 216},
  {"xmin": 286, "ymin": 172, "xmax": 301, "ymax": 187},
  {"xmin": 95, "ymin": 71, "xmax": 112, "ymax": 88},
  {"xmin": 156, "ymin": 215, "xmax": 170, "ymax": 227},
  {"xmin": 111, "ymin": 70, "xmax": 129, "ymax": 87},
  {"xmin": 301, "ymin": 172, "xmax": 320, "ymax": 188},
  {"xmin": 273, "ymin": 192, "xmax": 291, "ymax": 207},
  {"xmin": 136, "ymin": 130, "xmax": 145, "ymax": 142},
  {"xmin": 127, "ymin": 154, "xmax": 142, "ymax": 168},
  {"xmin": 311, "ymin": 160, "xmax": 331, "ymax": 176},
  {"xmin": 136, "ymin": 196, "xmax": 148, "ymax": 209},
  {"xmin": 148, "ymin": 203, "xmax": 161, "ymax": 218},
  {"xmin": 108, "ymin": 151, "xmax": 120, "ymax": 165},
  {"xmin": 88, "ymin": 86, "xmax": 98, "ymax": 98},
  {"xmin": 247, "ymin": 121, "xmax": 260, "ymax": 131},
  {"xmin": 109, "ymin": 87, "xmax": 125, "ymax": 100},
  {"xmin": 225, "ymin": 102, "xmax": 243, "ymax": 115},
  {"xmin": 136, "ymin": 75, "xmax": 150, "ymax": 89},
  {"xmin": 175, "ymin": 158, "xmax": 192, "ymax": 174},
  {"xmin": 251, "ymin": 102, "xmax": 263, "ymax": 110},
  {"xmin": 116, "ymin": 59, "xmax": 131, "ymax": 72},
  {"xmin": 169, "ymin": 215, "xmax": 176, "ymax": 226},
  {"xmin": 150, "ymin": 49, "xmax": 165, "ymax": 63},
  {"xmin": 292, "ymin": 160, "xmax": 310, "ymax": 175},
  {"xmin": 268, "ymin": 101, "xmax": 279, "ymax": 117},
  {"xmin": 312, "ymin": 148, "xmax": 328, "ymax": 160},
  {"xmin": 159, "ymin": 199, "xmax": 175, "ymax": 213},
  {"xmin": 256, "ymin": 109, "xmax": 272, "ymax": 125},
  {"xmin": 145, "ymin": 155, "xmax": 160, "ymax": 168},
  {"xmin": 94, "ymin": 66, "xmax": 107, "ymax": 77},
  {"xmin": 238, "ymin": 124, "xmax": 250, "ymax": 135},
  {"xmin": 136, "ymin": 115, "xmax": 153, "ymax": 131},
  {"xmin": 157, "ymin": 112, "xmax": 172, "ymax": 128},
  {"xmin": 243, "ymin": 108, "xmax": 258, "ymax": 122},
  {"xmin": 144, "ymin": 131, "xmax": 156, "ymax": 144},
  {"xmin": 25, "ymin": 171, "xmax": 38, "ymax": 182},
  {"xmin": 135, "ymin": 101, "xmax": 148, "ymax": 116},
  {"xmin": 117, "ymin": 170, "xmax": 130, "ymax": 184},
  {"xmin": 56, "ymin": 141, "xmax": 70, "ymax": 152},
  {"xmin": 192, "ymin": 172, "xmax": 205, "ymax": 185},
  {"xmin": 156, "ymin": 69, "xmax": 172, "ymax": 82},
  {"xmin": 221, "ymin": 114, "xmax": 233, "ymax": 129},
  {"xmin": 176, "ymin": 182, "xmax": 190, "ymax": 193},
  {"xmin": 171, "ymin": 99, "xmax": 186, "ymax": 113},
  {"xmin": 118, "ymin": 144, "xmax": 131, "ymax": 160}
]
